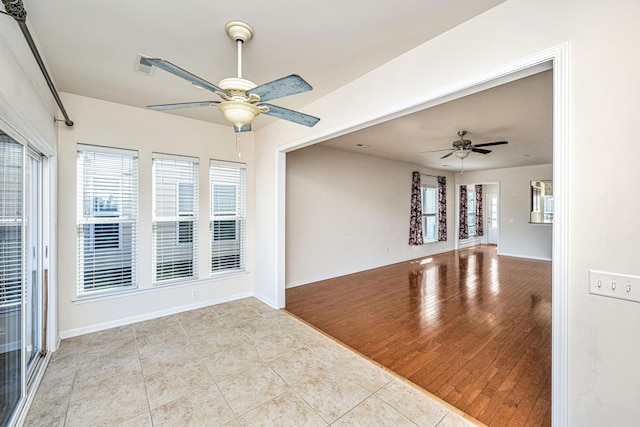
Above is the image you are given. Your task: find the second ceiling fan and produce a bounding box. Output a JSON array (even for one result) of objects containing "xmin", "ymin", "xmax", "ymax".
[{"xmin": 424, "ymin": 130, "xmax": 509, "ymax": 159}]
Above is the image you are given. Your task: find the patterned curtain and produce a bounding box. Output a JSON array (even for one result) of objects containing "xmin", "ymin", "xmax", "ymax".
[
  {"xmin": 475, "ymin": 184, "xmax": 483, "ymax": 237},
  {"xmin": 409, "ymin": 171, "xmax": 423, "ymax": 245},
  {"xmin": 437, "ymin": 176, "xmax": 447, "ymax": 241},
  {"xmin": 459, "ymin": 185, "xmax": 468, "ymax": 240}
]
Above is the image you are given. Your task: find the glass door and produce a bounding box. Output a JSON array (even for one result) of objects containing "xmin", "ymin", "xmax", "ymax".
[
  {"xmin": 0, "ymin": 132, "xmax": 24, "ymax": 425},
  {"xmin": 26, "ymin": 149, "xmax": 43, "ymax": 378}
]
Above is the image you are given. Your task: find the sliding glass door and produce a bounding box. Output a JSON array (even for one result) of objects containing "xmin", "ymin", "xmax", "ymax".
[
  {"xmin": 0, "ymin": 132, "xmax": 24, "ymax": 425},
  {"xmin": 26, "ymin": 149, "xmax": 43, "ymax": 378},
  {"xmin": 0, "ymin": 131, "xmax": 47, "ymax": 425}
]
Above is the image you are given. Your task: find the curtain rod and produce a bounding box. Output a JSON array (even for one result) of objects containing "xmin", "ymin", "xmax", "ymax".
[
  {"xmin": 420, "ymin": 173, "xmax": 441, "ymax": 178},
  {"xmin": 2, "ymin": 0, "xmax": 74, "ymax": 126}
]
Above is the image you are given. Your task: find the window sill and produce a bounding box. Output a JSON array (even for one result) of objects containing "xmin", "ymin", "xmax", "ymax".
[{"xmin": 73, "ymin": 270, "xmax": 248, "ymax": 304}]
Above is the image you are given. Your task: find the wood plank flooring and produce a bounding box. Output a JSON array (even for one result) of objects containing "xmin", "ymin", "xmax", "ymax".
[{"xmin": 285, "ymin": 245, "xmax": 551, "ymax": 427}]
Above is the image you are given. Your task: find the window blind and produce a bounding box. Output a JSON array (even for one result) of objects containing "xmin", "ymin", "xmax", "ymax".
[
  {"xmin": 210, "ymin": 160, "xmax": 246, "ymax": 274},
  {"xmin": 0, "ymin": 135, "xmax": 24, "ymax": 307},
  {"xmin": 152, "ymin": 154, "xmax": 199, "ymax": 283},
  {"xmin": 77, "ymin": 145, "xmax": 138, "ymax": 295}
]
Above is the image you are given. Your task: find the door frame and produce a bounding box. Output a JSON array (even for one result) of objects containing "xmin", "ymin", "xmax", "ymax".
[
  {"xmin": 487, "ymin": 192, "xmax": 499, "ymax": 246},
  {"xmin": 275, "ymin": 44, "xmax": 569, "ymax": 425}
]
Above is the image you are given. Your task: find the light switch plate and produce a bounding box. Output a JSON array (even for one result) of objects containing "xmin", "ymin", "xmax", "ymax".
[{"xmin": 589, "ymin": 270, "xmax": 640, "ymax": 303}]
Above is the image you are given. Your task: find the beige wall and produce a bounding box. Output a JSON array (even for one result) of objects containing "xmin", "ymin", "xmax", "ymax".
[
  {"xmin": 286, "ymin": 145, "xmax": 455, "ymax": 287},
  {"xmin": 457, "ymin": 164, "xmax": 553, "ymax": 260},
  {"xmin": 254, "ymin": 0, "xmax": 640, "ymax": 424},
  {"xmin": 285, "ymin": 146, "xmax": 551, "ymax": 287},
  {"xmin": 56, "ymin": 93, "xmax": 256, "ymax": 336}
]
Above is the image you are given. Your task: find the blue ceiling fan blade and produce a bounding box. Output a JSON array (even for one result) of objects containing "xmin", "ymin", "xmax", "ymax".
[
  {"xmin": 140, "ymin": 57, "xmax": 230, "ymax": 97},
  {"xmin": 147, "ymin": 101, "xmax": 220, "ymax": 110},
  {"xmin": 259, "ymin": 103, "xmax": 320, "ymax": 127},
  {"xmin": 247, "ymin": 75, "xmax": 312, "ymax": 102}
]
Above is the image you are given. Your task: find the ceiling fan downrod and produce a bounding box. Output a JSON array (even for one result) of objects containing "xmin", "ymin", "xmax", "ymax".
[{"xmin": 225, "ymin": 21, "xmax": 254, "ymax": 80}]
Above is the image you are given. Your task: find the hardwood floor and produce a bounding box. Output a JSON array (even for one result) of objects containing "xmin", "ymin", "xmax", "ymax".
[{"xmin": 285, "ymin": 245, "xmax": 552, "ymax": 427}]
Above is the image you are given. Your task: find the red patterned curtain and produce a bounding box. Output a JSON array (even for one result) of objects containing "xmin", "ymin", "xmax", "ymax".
[
  {"xmin": 459, "ymin": 185, "xmax": 468, "ymax": 240},
  {"xmin": 437, "ymin": 176, "xmax": 447, "ymax": 241},
  {"xmin": 475, "ymin": 184, "xmax": 483, "ymax": 237},
  {"xmin": 409, "ymin": 172, "xmax": 423, "ymax": 245}
]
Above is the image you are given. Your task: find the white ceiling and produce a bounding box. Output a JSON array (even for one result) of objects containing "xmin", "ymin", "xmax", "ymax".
[
  {"xmin": 319, "ymin": 69, "xmax": 553, "ymax": 172},
  {"xmin": 19, "ymin": 0, "xmax": 552, "ymax": 172},
  {"xmin": 24, "ymin": 0, "xmax": 505, "ymax": 127}
]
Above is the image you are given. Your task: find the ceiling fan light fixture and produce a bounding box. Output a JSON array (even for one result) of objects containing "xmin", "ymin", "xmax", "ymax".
[
  {"xmin": 454, "ymin": 149, "xmax": 471, "ymax": 159},
  {"xmin": 218, "ymin": 101, "xmax": 260, "ymax": 132}
]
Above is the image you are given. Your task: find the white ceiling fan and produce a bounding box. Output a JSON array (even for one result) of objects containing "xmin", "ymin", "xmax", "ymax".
[{"xmin": 137, "ymin": 21, "xmax": 320, "ymax": 133}]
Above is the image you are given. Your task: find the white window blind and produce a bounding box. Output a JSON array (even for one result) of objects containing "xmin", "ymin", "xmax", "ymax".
[
  {"xmin": 0, "ymin": 135, "xmax": 23, "ymax": 307},
  {"xmin": 77, "ymin": 145, "xmax": 138, "ymax": 295},
  {"xmin": 421, "ymin": 185, "xmax": 438, "ymax": 243},
  {"xmin": 152, "ymin": 154, "xmax": 199, "ymax": 283},
  {"xmin": 210, "ymin": 160, "xmax": 246, "ymax": 274}
]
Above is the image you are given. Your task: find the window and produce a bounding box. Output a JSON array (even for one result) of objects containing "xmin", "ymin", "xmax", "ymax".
[
  {"xmin": 468, "ymin": 190, "xmax": 477, "ymax": 236},
  {"xmin": 0, "ymin": 136, "xmax": 23, "ymax": 308},
  {"xmin": 210, "ymin": 161, "xmax": 246, "ymax": 274},
  {"xmin": 77, "ymin": 145, "xmax": 138, "ymax": 295},
  {"xmin": 152, "ymin": 154, "xmax": 198, "ymax": 283},
  {"xmin": 421, "ymin": 185, "xmax": 438, "ymax": 243}
]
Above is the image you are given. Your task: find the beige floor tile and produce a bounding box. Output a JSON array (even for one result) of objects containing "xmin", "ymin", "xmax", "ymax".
[
  {"xmin": 436, "ymin": 412, "xmax": 479, "ymax": 427},
  {"xmin": 201, "ymin": 343, "xmax": 262, "ymax": 380},
  {"xmin": 75, "ymin": 346, "xmax": 142, "ymax": 375},
  {"xmin": 27, "ymin": 298, "xmax": 478, "ymax": 427},
  {"xmin": 302, "ymin": 335, "xmax": 356, "ymax": 366},
  {"xmin": 121, "ymin": 411, "xmax": 153, "ymax": 427},
  {"xmin": 189, "ymin": 328, "xmax": 247, "ymax": 357},
  {"xmin": 23, "ymin": 392, "xmax": 69, "ymax": 427},
  {"xmin": 292, "ymin": 368, "xmax": 371, "ymax": 424},
  {"xmin": 138, "ymin": 343, "xmax": 200, "ymax": 377},
  {"xmin": 248, "ymin": 330, "xmax": 304, "ymax": 360},
  {"xmin": 81, "ymin": 324, "xmax": 135, "ymax": 347},
  {"xmin": 133, "ymin": 315, "xmax": 180, "ymax": 335},
  {"xmin": 144, "ymin": 359, "xmax": 215, "ymax": 409},
  {"xmin": 151, "ymin": 383, "xmax": 235, "ymax": 427},
  {"xmin": 332, "ymin": 395, "xmax": 417, "ymax": 427},
  {"xmin": 268, "ymin": 346, "xmax": 334, "ymax": 386},
  {"xmin": 375, "ymin": 378, "xmax": 449, "ymax": 426},
  {"xmin": 136, "ymin": 330, "xmax": 193, "ymax": 357},
  {"xmin": 215, "ymin": 362, "xmax": 290, "ymax": 416},
  {"xmin": 65, "ymin": 381, "xmax": 148, "ymax": 426},
  {"xmin": 335, "ymin": 353, "xmax": 394, "ymax": 392},
  {"xmin": 237, "ymin": 390, "xmax": 327, "ymax": 427},
  {"xmin": 70, "ymin": 367, "xmax": 144, "ymax": 403}
]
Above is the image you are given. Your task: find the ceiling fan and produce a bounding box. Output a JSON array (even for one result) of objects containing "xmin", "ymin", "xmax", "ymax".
[
  {"xmin": 137, "ymin": 21, "xmax": 320, "ymax": 133},
  {"xmin": 422, "ymin": 130, "xmax": 508, "ymax": 159}
]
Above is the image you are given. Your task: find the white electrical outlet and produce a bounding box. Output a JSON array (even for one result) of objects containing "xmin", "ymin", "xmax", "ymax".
[
  {"xmin": 589, "ymin": 270, "xmax": 640, "ymax": 303},
  {"xmin": 191, "ymin": 290, "xmax": 198, "ymax": 299}
]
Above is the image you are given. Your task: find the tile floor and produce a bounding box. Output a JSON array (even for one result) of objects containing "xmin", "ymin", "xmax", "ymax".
[{"xmin": 25, "ymin": 297, "xmax": 481, "ymax": 426}]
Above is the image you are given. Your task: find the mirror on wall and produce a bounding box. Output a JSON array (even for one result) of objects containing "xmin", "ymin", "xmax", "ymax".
[{"xmin": 530, "ymin": 180, "xmax": 553, "ymax": 224}]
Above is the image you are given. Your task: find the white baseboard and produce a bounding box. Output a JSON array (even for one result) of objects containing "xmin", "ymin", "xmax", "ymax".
[
  {"xmin": 497, "ymin": 251, "xmax": 552, "ymax": 261},
  {"xmin": 59, "ymin": 291, "xmax": 253, "ymax": 339}
]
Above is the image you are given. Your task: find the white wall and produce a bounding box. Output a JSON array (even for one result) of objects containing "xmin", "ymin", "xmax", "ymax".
[
  {"xmin": 0, "ymin": 19, "xmax": 56, "ymax": 150},
  {"xmin": 457, "ymin": 164, "xmax": 552, "ymax": 260},
  {"xmin": 56, "ymin": 93, "xmax": 256, "ymax": 336},
  {"xmin": 253, "ymin": 0, "xmax": 640, "ymax": 424},
  {"xmin": 285, "ymin": 145, "xmax": 455, "ymax": 287},
  {"xmin": 0, "ymin": 14, "xmax": 58, "ymax": 357}
]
